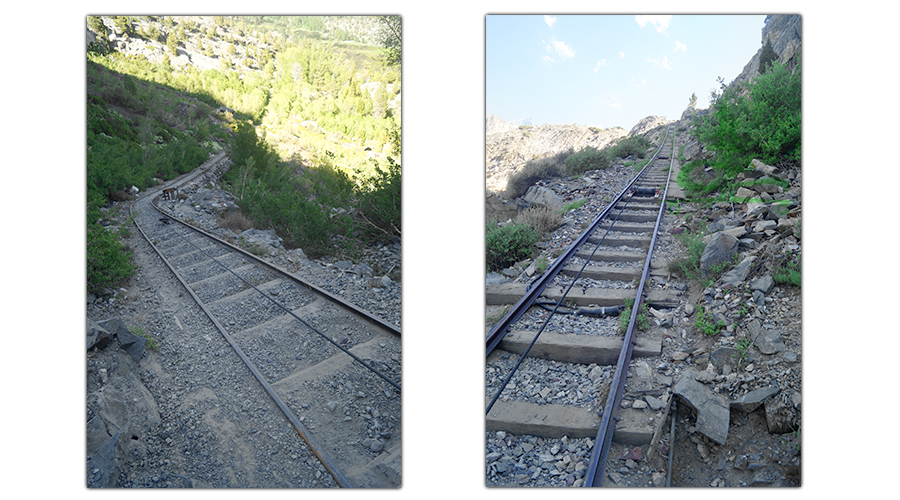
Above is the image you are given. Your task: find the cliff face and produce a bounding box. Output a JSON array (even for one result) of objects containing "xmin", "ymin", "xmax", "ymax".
[{"xmin": 734, "ymin": 15, "xmax": 801, "ymax": 85}]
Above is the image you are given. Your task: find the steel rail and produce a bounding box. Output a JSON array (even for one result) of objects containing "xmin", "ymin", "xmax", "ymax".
[
  {"xmin": 162, "ymin": 222, "xmax": 401, "ymax": 391},
  {"xmin": 485, "ymin": 125, "xmax": 671, "ymax": 355},
  {"xmin": 150, "ymin": 165, "xmax": 401, "ymax": 339},
  {"xmin": 131, "ymin": 204, "xmax": 355, "ymax": 488},
  {"xmin": 485, "ymin": 169, "xmax": 659, "ymax": 415},
  {"xmin": 666, "ymin": 400, "xmax": 677, "ymax": 487},
  {"xmin": 584, "ymin": 125, "xmax": 675, "ymax": 487}
]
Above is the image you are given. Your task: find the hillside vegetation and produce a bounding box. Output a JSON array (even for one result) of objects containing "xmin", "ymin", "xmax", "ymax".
[
  {"xmin": 87, "ymin": 15, "xmax": 401, "ymax": 293},
  {"xmin": 678, "ymin": 59, "xmax": 800, "ymax": 197}
]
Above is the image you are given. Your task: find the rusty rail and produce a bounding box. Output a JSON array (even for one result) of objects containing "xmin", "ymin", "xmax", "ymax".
[{"xmin": 584, "ymin": 125, "xmax": 675, "ymax": 487}]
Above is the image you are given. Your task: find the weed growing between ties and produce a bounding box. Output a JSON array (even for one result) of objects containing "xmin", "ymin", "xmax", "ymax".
[{"xmin": 619, "ymin": 297, "xmax": 649, "ymax": 333}]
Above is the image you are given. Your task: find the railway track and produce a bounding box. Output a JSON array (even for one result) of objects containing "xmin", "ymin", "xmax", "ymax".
[
  {"xmin": 131, "ymin": 153, "xmax": 402, "ymax": 488},
  {"xmin": 486, "ymin": 124, "xmax": 682, "ymax": 487}
]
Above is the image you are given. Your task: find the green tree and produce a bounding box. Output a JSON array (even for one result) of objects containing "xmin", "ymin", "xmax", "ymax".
[
  {"xmin": 377, "ymin": 16, "xmax": 401, "ymax": 66},
  {"xmin": 166, "ymin": 33, "xmax": 178, "ymax": 55},
  {"xmin": 113, "ymin": 16, "xmax": 133, "ymax": 37},
  {"xmin": 689, "ymin": 92, "xmax": 698, "ymax": 109}
]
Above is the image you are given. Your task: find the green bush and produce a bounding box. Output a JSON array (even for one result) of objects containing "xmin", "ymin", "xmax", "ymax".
[
  {"xmin": 514, "ymin": 205, "xmax": 561, "ymax": 235},
  {"xmin": 355, "ymin": 157, "xmax": 401, "ymax": 241},
  {"xmin": 695, "ymin": 59, "xmax": 801, "ymax": 178},
  {"xmin": 564, "ymin": 147, "xmax": 610, "ymax": 175},
  {"xmin": 667, "ymin": 223, "xmax": 706, "ymax": 281},
  {"xmin": 676, "ymin": 158, "xmax": 723, "ymax": 196},
  {"xmin": 87, "ymin": 197, "xmax": 136, "ymax": 293},
  {"xmin": 609, "ymin": 135, "xmax": 652, "ymax": 159},
  {"xmin": 486, "ymin": 222, "xmax": 538, "ymax": 272}
]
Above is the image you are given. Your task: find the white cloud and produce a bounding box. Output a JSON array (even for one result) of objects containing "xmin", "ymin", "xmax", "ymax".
[
  {"xmin": 550, "ymin": 37, "xmax": 575, "ymax": 59},
  {"xmin": 619, "ymin": 51, "xmax": 625, "ymax": 58},
  {"xmin": 674, "ymin": 41, "xmax": 687, "ymax": 52},
  {"xmin": 647, "ymin": 55, "xmax": 673, "ymax": 70},
  {"xmin": 544, "ymin": 15, "xmax": 557, "ymax": 28},
  {"xmin": 593, "ymin": 59, "xmax": 608, "ymax": 73},
  {"xmin": 635, "ymin": 15, "xmax": 672, "ymax": 34},
  {"xmin": 604, "ymin": 95, "xmax": 622, "ymax": 109},
  {"xmin": 631, "ymin": 76, "xmax": 647, "ymax": 88}
]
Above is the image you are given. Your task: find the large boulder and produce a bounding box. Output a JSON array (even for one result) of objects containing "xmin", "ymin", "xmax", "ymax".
[
  {"xmin": 700, "ymin": 232, "xmax": 740, "ymax": 279},
  {"xmin": 87, "ymin": 319, "xmax": 113, "ymax": 351},
  {"xmin": 673, "ymin": 372, "xmax": 729, "ymax": 445},
  {"xmin": 97, "ymin": 318, "xmax": 145, "ymax": 363},
  {"xmin": 240, "ymin": 228, "xmax": 284, "ymax": 250},
  {"xmin": 522, "ymin": 185, "xmax": 564, "ymax": 213}
]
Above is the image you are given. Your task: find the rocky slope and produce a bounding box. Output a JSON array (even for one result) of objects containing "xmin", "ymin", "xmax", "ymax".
[
  {"xmin": 485, "ymin": 116, "xmax": 629, "ymax": 195},
  {"xmin": 485, "ymin": 15, "xmax": 802, "ymax": 487},
  {"xmin": 485, "ymin": 124, "xmax": 802, "ymax": 487}
]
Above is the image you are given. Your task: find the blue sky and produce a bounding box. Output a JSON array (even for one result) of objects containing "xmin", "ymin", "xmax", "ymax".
[{"xmin": 486, "ymin": 14, "xmax": 769, "ymax": 130}]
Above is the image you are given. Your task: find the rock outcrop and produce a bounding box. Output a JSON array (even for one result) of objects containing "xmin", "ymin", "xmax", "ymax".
[
  {"xmin": 733, "ymin": 15, "xmax": 801, "ymax": 86},
  {"xmin": 87, "ymin": 318, "xmax": 160, "ymax": 488},
  {"xmin": 628, "ymin": 116, "xmax": 671, "ymax": 137}
]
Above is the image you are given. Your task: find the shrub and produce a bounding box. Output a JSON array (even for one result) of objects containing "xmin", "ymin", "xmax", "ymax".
[
  {"xmin": 87, "ymin": 197, "xmax": 136, "ymax": 293},
  {"xmin": 515, "ymin": 205, "xmax": 561, "ymax": 235},
  {"xmin": 505, "ymin": 149, "xmax": 571, "ymax": 199},
  {"xmin": 676, "ymin": 158, "xmax": 723, "ymax": 196},
  {"xmin": 609, "ymin": 135, "xmax": 653, "ymax": 159},
  {"xmin": 355, "ymin": 157, "xmax": 401, "ymax": 242},
  {"xmin": 220, "ymin": 211, "xmax": 253, "ymax": 232},
  {"xmin": 564, "ymin": 147, "xmax": 610, "ymax": 175},
  {"xmin": 667, "ymin": 223, "xmax": 706, "ymax": 281},
  {"xmin": 695, "ymin": 59, "xmax": 801, "ymax": 178},
  {"xmin": 486, "ymin": 222, "xmax": 538, "ymax": 272}
]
